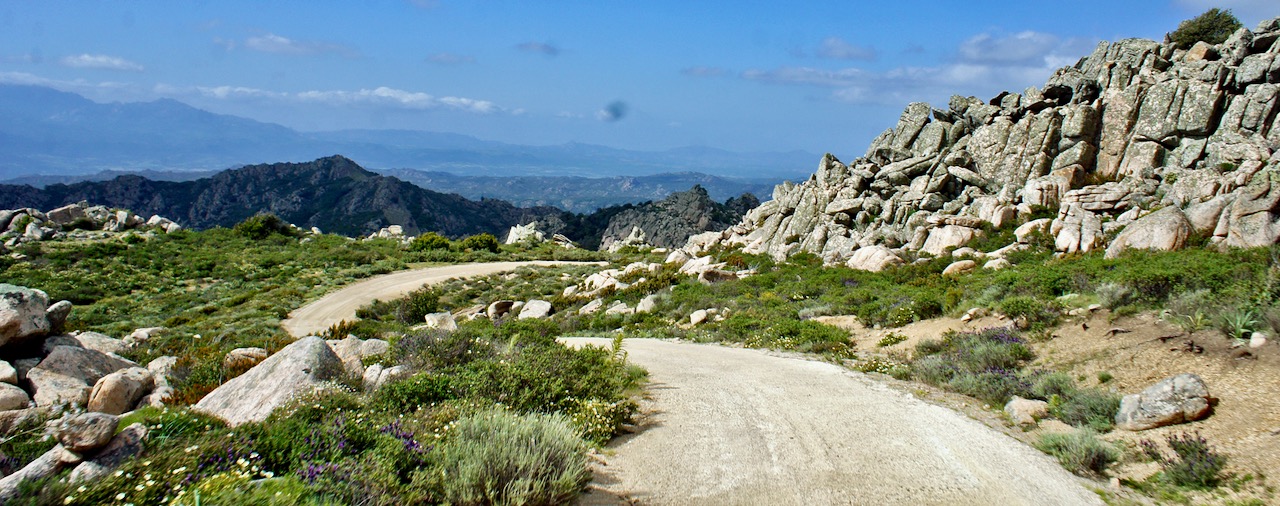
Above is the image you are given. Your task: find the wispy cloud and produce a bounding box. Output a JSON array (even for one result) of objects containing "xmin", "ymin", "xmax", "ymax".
[
  {"xmin": 240, "ymin": 33, "xmax": 358, "ymax": 57},
  {"xmin": 680, "ymin": 66, "xmax": 729, "ymax": 77},
  {"xmin": 59, "ymin": 54, "xmax": 144, "ymax": 72},
  {"xmin": 516, "ymin": 41, "xmax": 559, "ymax": 56},
  {"xmin": 816, "ymin": 37, "xmax": 876, "ymax": 61},
  {"xmin": 170, "ymin": 84, "xmax": 505, "ymax": 114},
  {"xmin": 742, "ymin": 29, "xmax": 1098, "ymax": 106},
  {"xmin": 426, "ymin": 52, "xmax": 475, "ymax": 65}
]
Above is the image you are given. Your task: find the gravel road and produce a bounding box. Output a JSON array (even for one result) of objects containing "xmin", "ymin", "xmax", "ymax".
[
  {"xmin": 564, "ymin": 338, "xmax": 1104, "ymax": 506},
  {"xmin": 281, "ymin": 261, "xmax": 603, "ymax": 337}
]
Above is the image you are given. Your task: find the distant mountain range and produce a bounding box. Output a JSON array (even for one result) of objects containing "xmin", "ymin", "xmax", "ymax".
[
  {"xmin": 0, "ymin": 155, "xmax": 759, "ymax": 247},
  {"xmin": 0, "ymin": 84, "xmax": 816, "ymax": 181}
]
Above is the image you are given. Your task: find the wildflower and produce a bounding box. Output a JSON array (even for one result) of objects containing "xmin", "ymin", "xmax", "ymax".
[{"xmin": 115, "ymin": 492, "xmax": 126, "ymax": 500}]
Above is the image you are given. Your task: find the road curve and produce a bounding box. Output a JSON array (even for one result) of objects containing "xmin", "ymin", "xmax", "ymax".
[
  {"xmin": 282, "ymin": 261, "xmax": 603, "ymax": 337},
  {"xmin": 564, "ymin": 338, "xmax": 1104, "ymax": 506}
]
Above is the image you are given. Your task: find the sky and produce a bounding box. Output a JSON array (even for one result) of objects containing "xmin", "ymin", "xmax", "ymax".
[{"xmin": 0, "ymin": 1, "xmax": 1276, "ymax": 160}]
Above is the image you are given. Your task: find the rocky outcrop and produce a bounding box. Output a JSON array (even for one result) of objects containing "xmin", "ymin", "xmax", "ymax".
[
  {"xmin": 0, "ymin": 203, "xmax": 179, "ymax": 249},
  {"xmin": 0, "ymin": 284, "xmax": 51, "ymax": 347},
  {"xmin": 691, "ymin": 18, "xmax": 1280, "ymax": 264},
  {"xmin": 193, "ymin": 336, "xmax": 344, "ymax": 426},
  {"xmin": 599, "ymin": 186, "xmax": 757, "ymax": 250}
]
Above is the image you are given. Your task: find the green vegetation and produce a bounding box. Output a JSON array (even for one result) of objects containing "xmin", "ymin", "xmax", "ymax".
[
  {"xmin": 1169, "ymin": 8, "xmax": 1243, "ymax": 49},
  {"xmin": 1035, "ymin": 430, "xmax": 1120, "ymax": 476},
  {"xmin": 1141, "ymin": 432, "xmax": 1228, "ymax": 489}
]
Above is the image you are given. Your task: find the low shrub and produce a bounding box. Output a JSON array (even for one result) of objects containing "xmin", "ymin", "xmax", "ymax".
[
  {"xmin": 458, "ymin": 233, "xmax": 500, "ymax": 253},
  {"xmin": 909, "ymin": 328, "xmax": 1035, "ymax": 405},
  {"xmin": 1035, "ymin": 430, "xmax": 1119, "ymax": 476},
  {"xmin": 1140, "ymin": 431, "xmax": 1227, "ymax": 489},
  {"xmin": 409, "ymin": 232, "xmax": 451, "ymax": 251},
  {"xmin": 1048, "ymin": 388, "xmax": 1121, "ymax": 432},
  {"xmin": 371, "ymin": 373, "xmax": 455, "ymax": 412},
  {"xmin": 233, "ymin": 213, "xmax": 296, "ymax": 240},
  {"xmin": 434, "ymin": 408, "xmax": 589, "ymax": 506}
]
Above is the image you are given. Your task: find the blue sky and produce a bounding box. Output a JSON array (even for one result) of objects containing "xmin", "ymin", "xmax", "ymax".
[{"xmin": 1, "ymin": 1, "xmax": 1275, "ymax": 159}]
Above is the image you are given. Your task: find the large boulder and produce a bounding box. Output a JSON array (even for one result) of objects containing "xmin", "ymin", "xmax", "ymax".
[
  {"xmin": 45, "ymin": 300, "xmax": 72, "ymax": 335},
  {"xmin": 193, "ymin": 336, "xmax": 344, "ymax": 426},
  {"xmin": 0, "ymin": 383, "xmax": 30, "ymax": 411},
  {"xmin": 44, "ymin": 331, "xmax": 128, "ymax": 356},
  {"xmin": 68, "ymin": 422, "xmax": 147, "ymax": 482},
  {"xmin": 846, "ymin": 245, "xmax": 904, "ymax": 272},
  {"xmin": 422, "ymin": 312, "xmax": 458, "ymax": 331},
  {"xmin": 1115, "ymin": 373, "xmax": 1213, "ymax": 431},
  {"xmin": 0, "ymin": 284, "xmax": 51, "ymax": 347},
  {"xmin": 1004, "ymin": 396, "xmax": 1050, "ymax": 427},
  {"xmin": 87, "ymin": 367, "xmax": 154, "ymax": 415},
  {"xmin": 1104, "ymin": 207, "xmax": 1194, "ymax": 259},
  {"xmin": 27, "ymin": 345, "xmax": 137, "ymax": 408},
  {"xmin": 57, "ymin": 412, "xmax": 119, "ymax": 453}
]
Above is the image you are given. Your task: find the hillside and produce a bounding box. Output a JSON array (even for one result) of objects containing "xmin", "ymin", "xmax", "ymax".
[
  {"xmin": 598, "ymin": 186, "xmax": 758, "ymax": 250},
  {"xmin": 697, "ymin": 19, "xmax": 1280, "ymax": 265},
  {"xmin": 0, "ymin": 155, "xmax": 566, "ymax": 237}
]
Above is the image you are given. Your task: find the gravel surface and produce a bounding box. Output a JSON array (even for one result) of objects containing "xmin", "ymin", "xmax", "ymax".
[
  {"xmin": 281, "ymin": 261, "xmax": 603, "ymax": 337},
  {"xmin": 565, "ymin": 338, "xmax": 1105, "ymax": 506}
]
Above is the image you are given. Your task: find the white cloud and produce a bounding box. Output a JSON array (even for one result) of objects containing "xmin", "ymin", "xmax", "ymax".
[
  {"xmin": 743, "ymin": 29, "xmax": 1100, "ymax": 106},
  {"xmin": 59, "ymin": 54, "xmax": 144, "ymax": 72},
  {"xmin": 817, "ymin": 37, "xmax": 876, "ymax": 61},
  {"xmin": 170, "ymin": 83, "xmax": 503, "ymax": 114},
  {"xmin": 243, "ymin": 33, "xmax": 356, "ymax": 57},
  {"xmin": 426, "ymin": 52, "xmax": 475, "ymax": 65}
]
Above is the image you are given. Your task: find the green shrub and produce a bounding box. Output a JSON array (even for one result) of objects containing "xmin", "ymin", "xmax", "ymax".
[
  {"xmin": 371, "ymin": 373, "xmax": 455, "ymax": 411},
  {"xmin": 409, "ymin": 231, "xmax": 452, "ymax": 251},
  {"xmin": 233, "ymin": 213, "xmax": 296, "ymax": 240},
  {"xmin": 1219, "ymin": 307, "xmax": 1259, "ymax": 341},
  {"xmin": 877, "ymin": 332, "xmax": 908, "ymax": 347},
  {"xmin": 1140, "ymin": 431, "xmax": 1227, "ymax": 489},
  {"xmin": 1035, "ymin": 430, "xmax": 1119, "ymax": 476},
  {"xmin": 910, "ymin": 328, "xmax": 1035, "ymax": 405},
  {"xmin": 567, "ymin": 397, "xmax": 637, "ymax": 446},
  {"xmin": 1169, "ymin": 8, "xmax": 1242, "ymax": 49},
  {"xmin": 1049, "ymin": 388, "xmax": 1121, "ymax": 432},
  {"xmin": 458, "ymin": 233, "xmax": 500, "ymax": 253},
  {"xmin": 1096, "ymin": 282, "xmax": 1136, "ymax": 309},
  {"xmin": 117, "ymin": 406, "xmax": 227, "ymax": 447},
  {"xmin": 434, "ymin": 408, "xmax": 589, "ymax": 506},
  {"xmin": 998, "ymin": 296, "xmax": 1060, "ymax": 328}
]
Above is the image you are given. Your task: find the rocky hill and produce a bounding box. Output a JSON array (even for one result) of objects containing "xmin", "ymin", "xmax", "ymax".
[
  {"xmin": 599, "ymin": 186, "xmax": 758, "ymax": 250},
  {"xmin": 692, "ymin": 18, "xmax": 1280, "ymax": 266},
  {"xmin": 0, "ymin": 155, "xmax": 566, "ymax": 238}
]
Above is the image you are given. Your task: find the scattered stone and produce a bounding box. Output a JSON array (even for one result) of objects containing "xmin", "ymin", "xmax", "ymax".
[
  {"xmin": 0, "ymin": 383, "xmax": 30, "ymax": 411},
  {"xmin": 846, "ymin": 246, "xmax": 904, "ymax": 272},
  {"xmin": 486, "ymin": 300, "xmax": 515, "ymax": 319},
  {"xmin": 362, "ymin": 364, "xmax": 408, "ymax": 392},
  {"xmin": 68, "ymin": 423, "xmax": 147, "ymax": 482},
  {"xmin": 942, "ymin": 260, "xmax": 977, "ymax": 276},
  {"xmin": 636, "ymin": 295, "xmax": 658, "ymax": 314},
  {"xmin": 1116, "ymin": 373, "xmax": 1213, "ymax": 431},
  {"xmin": 504, "ymin": 222, "xmax": 545, "ymax": 245},
  {"xmin": 224, "ymin": 347, "xmax": 269, "ymax": 371},
  {"xmin": 0, "ymin": 444, "xmax": 80, "ymax": 501},
  {"xmin": 27, "ymin": 345, "xmax": 137, "ymax": 407},
  {"xmin": 361, "ymin": 339, "xmax": 389, "ymax": 357},
  {"xmin": 193, "ymin": 336, "xmax": 345, "ymax": 426},
  {"xmin": 1251, "ymin": 331, "xmax": 1268, "ymax": 348},
  {"xmin": 579, "ymin": 299, "xmax": 605, "ymax": 315},
  {"xmin": 983, "ymin": 258, "xmax": 1011, "ymax": 270},
  {"xmin": 605, "ymin": 301, "xmax": 633, "ymax": 315},
  {"xmin": 690, "ymin": 309, "xmax": 709, "ymax": 326},
  {"xmin": 124, "ymin": 327, "xmax": 165, "ymax": 346},
  {"xmin": 328, "ymin": 336, "xmax": 367, "ymax": 377},
  {"xmin": 45, "ymin": 300, "xmax": 72, "ymax": 334},
  {"xmin": 57, "ymin": 412, "xmax": 119, "ymax": 453},
  {"xmin": 422, "ymin": 312, "xmax": 458, "ymax": 331},
  {"xmin": 1004, "ymin": 396, "xmax": 1050, "ymax": 427},
  {"xmin": 518, "ymin": 300, "xmax": 553, "ymax": 319}
]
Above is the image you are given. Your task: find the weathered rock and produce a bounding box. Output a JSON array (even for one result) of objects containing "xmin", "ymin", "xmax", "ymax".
[
  {"xmin": 57, "ymin": 412, "xmax": 119, "ymax": 453},
  {"xmin": 0, "ymin": 360, "xmax": 16, "ymax": 385},
  {"xmin": 1105, "ymin": 207, "xmax": 1194, "ymax": 258},
  {"xmin": 362, "ymin": 364, "xmax": 409, "ymax": 392},
  {"xmin": 636, "ymin": 295, "xmax": 659, "ymax": 314},
  {"xmin": 45, "ymin": 203, "xmax": 88, "ymax": 227},
  {"xmin": 943, "ymin": 260, "xmax": 977, "ymax": 276},
  {"xmin": 124, "ymin": 326, "xmax": 165, "ymax": 346},
  {"xmin": 87, "ymin": 367, "xmax": 153, "ymax": 415},
  {"xmin": 578, "ymin": 299, "xmax": 605, "ymax": 315},
  {"xmin": 45, "ymin": 300, "xmax": 72, "ymax": 335},
  {"xmin": 1250, "ymin": 331, "xmax": 1268, "ymax": 348},
  {"xmin": 224, "ymin": 347, "xmax": 269, "ymax": 371},
  {"xmin": 53, "ymin": 331, "xmax": 128, "ymax": 356},
  {"xmin": 1116, "ymin": 373, "xmax": 1213, "ymax": 431},
  {"xmin": 422, "ymin": 312, "xmax": 458, "ymax": 331},
  {"xmin": 504, "ymin": 222, "xmax": 545, "ymax": 245},
  {"xmin": 1004, "ymin": 396, "xmax": 1050, "ymax": 427},
  {"xmin": 0, "ymin": 444, "xmax": 80, "ymax": 501},
  {"xmin": 0, "ymin": 284, "xmax": 51, "ymax": 347},
  {"xmin": 68, "ymin": 422, "xmax": 147, "ymax": 482},
  {"xmin": 193, "ymin": 336, "xmax": 344, "ymax": 426},
  {"xmin": 28, "ymin": 345, "xmax": 137, "ymax": 407},
  {"xmin": 328, "ymin": 336, "xmax": 366, "ymax": 377},
  {"xmin": 690, "ymin": 309, "xmax": 710, "ymax": 326},
  {"xmin": 486, "ymin": 300, "xmax": 515, "ymax": 319},
  {"xmin": 605, "ymin": 301, "xmax": 633, "ymax": 315},
  {"xmin": 921, "ymin": 226, "xmax": 978, "ymax": 257},
  {"xmin": 983, "ymin": 258, "xmax": 1012, "ymax": 270},
  {"xmin": 0, "ymin": 407, "xmax": 51, "ymax": 437},
  {"xmin": 665, "ymin": 249, "xmax": 692, "ymax": 265},
  {"xmin": 0, "ymin": 382, "xmax": 30, "ymax": 411},
  {"xmin": 846, "ymin": 246, "xmax": 904, "ymax": 272},
  {"xmin": 518, "ymin": 300, "xmax": 553, "ymax": 319}
]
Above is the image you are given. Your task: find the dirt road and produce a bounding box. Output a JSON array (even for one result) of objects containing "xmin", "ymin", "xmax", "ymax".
[
  {"xmin": 282, "ymin": 261, "xmax": 602, "ymax": 337},
  {"xmin": 564, "ymin": 338, "xmax": 1104, "ymax": 505}
]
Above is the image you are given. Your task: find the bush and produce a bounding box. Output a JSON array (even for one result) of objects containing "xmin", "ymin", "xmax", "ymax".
[
  {"xmin": 233, "ymin": 213, "xmax": 296, "ymax": 240},
  {"xmin": 435, "ymin": 408, "xmax": 589, "ymax": 506},
  {"xmin": 458, "ymin": 233, "xmax": 500, "ymax": 253},
  {"xmin": 1140, "ymin": 431, "xmax": 1227, "ymax": 489},
  {"xmin": 1035, "ymin": 430, "xmax": 1119, "ymax": 476},
  {"xmin": 1049, "ymin": 388, "xmax": 1121, "ymax": 432},
  {"xmin": 1170, "ymin": 8, "xmax": 1242, "ymax": 49},
  {"xmin": 409, "ymin": 231, "xmax": 452, "ymax": 251},
  {"xmin": 909, "ymin": 328, "xmax": 1035, "ymax": 405},
  {"xmin": 370, "ymin": 373, "xmax": 455, "ymax": 412}
]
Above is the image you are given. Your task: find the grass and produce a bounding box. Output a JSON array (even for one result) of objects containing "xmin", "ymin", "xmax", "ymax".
[{"xmin": 1035, "ymin": 430, "xmax": 1120, "ymax": 476}]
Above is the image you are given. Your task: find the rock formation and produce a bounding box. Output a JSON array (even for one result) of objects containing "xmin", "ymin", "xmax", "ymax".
[
  {"xmin": 691, "ymin": 18, "xmax": 1280, "ymax": 265},
  {"xmin": 599, "ymin": 185, "xmax": 757, "ymax": 250}
]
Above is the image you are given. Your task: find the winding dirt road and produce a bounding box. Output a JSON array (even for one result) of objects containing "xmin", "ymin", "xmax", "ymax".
[
  {"xmin": 564, "ymin": 338, "xmax": 1104, "ymax": 506},
  {"xmin": 281, "ymin": 261, "xmax": 603, "ymax": 337}
]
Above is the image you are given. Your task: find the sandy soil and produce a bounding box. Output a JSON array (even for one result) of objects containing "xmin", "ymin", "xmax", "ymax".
[
  {"xmin": 564, "ymin": 337, "xmax": 1104, "ymax": 505},
  {"xmin": 281, "ymin": 261, "xmax": 604, "ymax": 337}
]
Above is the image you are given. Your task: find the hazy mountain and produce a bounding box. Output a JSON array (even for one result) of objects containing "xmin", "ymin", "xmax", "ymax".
[
  {"xmin": 0, "ymin": 155, "xmax": 567, "ymax": 238},
  {"xmin": 0, "ymin": 84, "xmax": 816, "ymax": 181}
]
